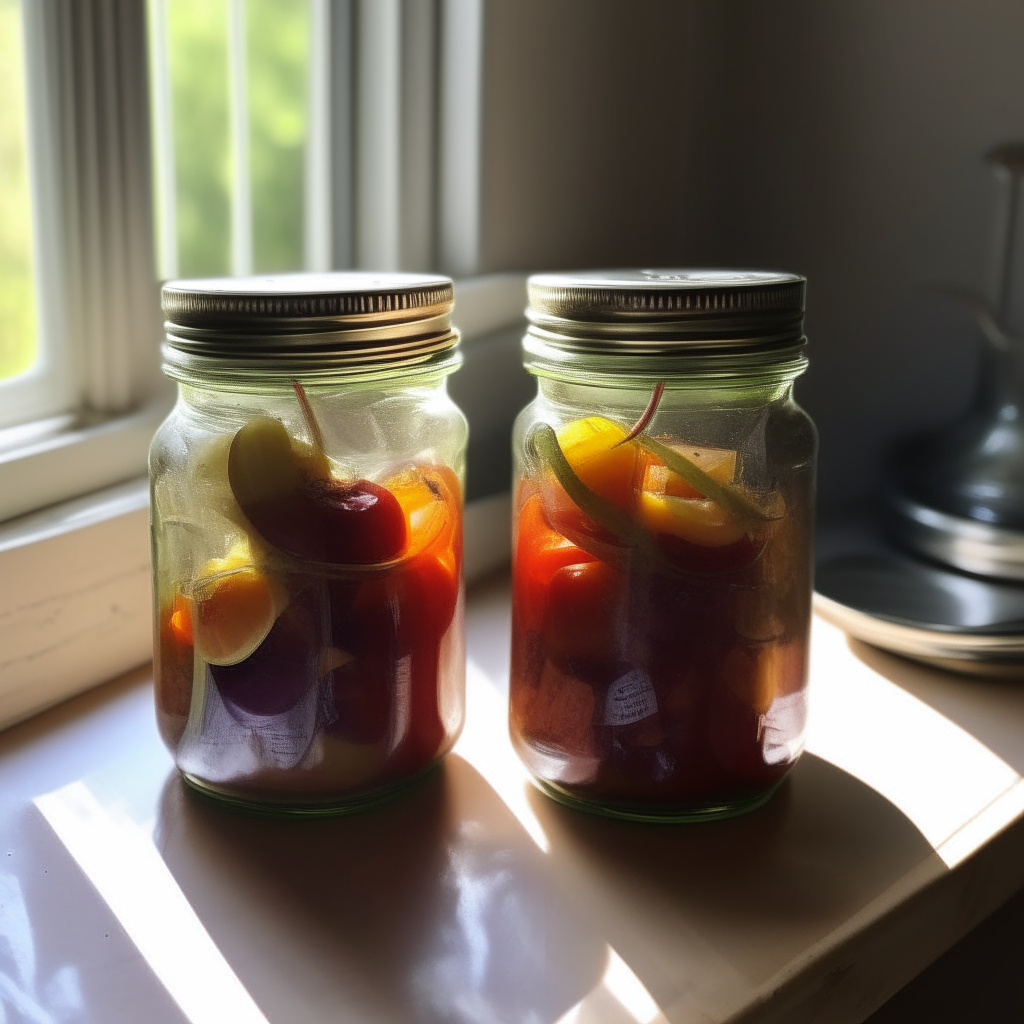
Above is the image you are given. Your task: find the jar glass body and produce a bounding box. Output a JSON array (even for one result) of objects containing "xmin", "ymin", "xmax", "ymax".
[
  {"xmin": 150, "ymin": 375, "xmax": 467, "ymax": 812},
  {"xmin": 509, "ymin": 371, "xmax": 816, "ymax": 821}
]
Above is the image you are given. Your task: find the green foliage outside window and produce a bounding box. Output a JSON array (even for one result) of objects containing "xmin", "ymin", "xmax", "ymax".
[
  {"xmin": 248, "ymin": 0, "xmax": 308, "ymax": 273},
  {"xmin": 167, "ymin": 0, "xmax": 232, "ymax": 277},
  {"xmin": 0, "ymin": 0, "xmax": 311, "ymax": 386},
  {"xmin": 0, "ymin": 0, "xmax": 36, "ymax": 382},
  {"xmin": 166, "ymin": 0, "xmax": 309, "ymax": 278}
]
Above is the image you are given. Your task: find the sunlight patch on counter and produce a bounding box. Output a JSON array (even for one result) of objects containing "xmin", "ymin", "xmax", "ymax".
[
  {"xmin": 807, "ymin": 617, "xmax": 1022, "ymax": 867},
  {"xmin": 456, "ymin": 658, "xmax": 550, "ymax": 852},
  {"xmin": 553, "ymin": 946, "xmax": 670, "ymax": 1024},
  {"xmin": 34, "ymin": 780, "xmax": 268, "ymax": 1024}
]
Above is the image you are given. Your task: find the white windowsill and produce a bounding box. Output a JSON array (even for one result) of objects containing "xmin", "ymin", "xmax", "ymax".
[{"xmin": 0, "ymin": 399, "xmax": 172, "ymax": 523}]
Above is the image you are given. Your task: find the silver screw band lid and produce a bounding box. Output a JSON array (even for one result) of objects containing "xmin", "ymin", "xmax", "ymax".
[
  {"xmin": 527, "ymin": 269, "xmax": 805, "ymax": 346},
  {"xmin": 524, "ymin": 269, "xmax": 807, "ymax": 384},
  {"xmin": 161, "ymin": 272, "xmax": 459, "ymax": 386}
]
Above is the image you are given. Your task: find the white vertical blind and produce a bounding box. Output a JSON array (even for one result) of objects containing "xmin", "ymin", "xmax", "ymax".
[
  {"xmin": 439, "ymin": 0, "xmax": 482, "ymax": 278},
  {"xmin": 399, "ymin": 0, "xmax": 437, "ymax": 272},
  {"xmin": 28, "ymin": 0, "xmax": 162, "ymax": 419},
  {"xmin": 355, "ymin": 0, "xmax": 401, "ymax": 271},
  {"xmin": 354, "ymin": 0, "xmax": 440, "ymax": 273}
]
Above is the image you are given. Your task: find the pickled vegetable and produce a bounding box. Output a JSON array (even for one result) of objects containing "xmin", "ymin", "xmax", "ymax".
[
  {"xmin": 154, "ymin": 384, "xmax": 463, "ymax": 806},
  {"xmin": 509, "ymin": 388, "xmax": 809, "ymax": 817}
]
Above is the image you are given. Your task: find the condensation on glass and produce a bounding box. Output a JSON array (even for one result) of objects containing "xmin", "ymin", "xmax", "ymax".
[
  {"xmin": 509, "ymin": 270, "xmax": 817, "ymax": 822},
  {"xmin": 150, "ymin": 273, "xmax": 467, "ymax": 813}
]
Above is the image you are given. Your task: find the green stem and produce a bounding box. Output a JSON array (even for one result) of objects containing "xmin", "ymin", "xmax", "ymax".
[
  {"xmin": 527, "ymin": 424, "xmax": 640, "ymax": 545},
  {"xmin": 291, "ymin": 379, "xmax": 326, "ymax": 457},
  {"xmin": 616, "ymin": 381, "xmax": 665, "ymax": 446},
  {"xmin": 529, "ymin": 422, "xmax": 763, "ymax": 580}
]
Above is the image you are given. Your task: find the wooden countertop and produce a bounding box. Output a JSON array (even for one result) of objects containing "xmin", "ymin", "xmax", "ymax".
[{"xmin": 2, "ymin": 572, "xmax": 1023, "ymax": 1024}]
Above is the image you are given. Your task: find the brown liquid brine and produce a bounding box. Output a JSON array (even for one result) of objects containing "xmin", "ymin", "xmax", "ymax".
[{"xmin": 509, "ymin": 412, "xmax": 811, "ymax": 819}]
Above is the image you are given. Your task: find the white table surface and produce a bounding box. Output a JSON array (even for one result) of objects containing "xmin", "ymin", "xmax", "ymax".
[{"xmin": 3, "ymin": 572, "xmax": 1024, "ymax": 1024}]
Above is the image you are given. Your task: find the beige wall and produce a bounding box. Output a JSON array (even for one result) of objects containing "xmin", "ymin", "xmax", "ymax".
[
  {"xmin": 476, "ymin": 0, "xmax": 1024, "ymax": 507},
  {"xmin": 479, "ymin": 0, "xmax": 692, "ymax": 273}
]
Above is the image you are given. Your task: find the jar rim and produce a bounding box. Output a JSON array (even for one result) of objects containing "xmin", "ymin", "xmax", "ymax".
[
  {"xmin": 522, "ymin": 330, "xmax": 807, "ymax": 389},
  {"xmin": 162, "ymin": 342, "xmax": 462, "ymax": 390}
]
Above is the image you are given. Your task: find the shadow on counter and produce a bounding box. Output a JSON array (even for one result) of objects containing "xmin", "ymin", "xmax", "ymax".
[
  {"xmin": 154, "ymin": 753, "xmax": 605, "ymax": 1024},
  {"xmin": 525, "ymin": 751, "xmax": 941, "ymax": 1022}
]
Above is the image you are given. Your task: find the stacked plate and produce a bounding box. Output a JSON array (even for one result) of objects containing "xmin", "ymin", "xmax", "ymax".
[{"xmin": 814, "ymin": 511, "xmax": 1024, "ymax": 678}]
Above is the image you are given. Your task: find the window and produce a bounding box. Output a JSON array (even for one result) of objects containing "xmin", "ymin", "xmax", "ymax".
[
  {"xmin": 148, "ymin": 0, "xmax": 484, "ymax": 280},
  {"xmin": 0, "ymin": 0, "xmax": 80, "ymax": 431},
  {"xmin": 0, "ymin": 0, "xmax": 526, "ymax": 729},
  {"xmin": 150, "ymin": 0, "xmax": 337, "ymax": 278},
  {"xmin": 0, "ymin": 0, "xmax": 165, "ymax": 521},
  {"xmin": 0, "ymin": 0, "xmax": 35, "ymax": 383}
]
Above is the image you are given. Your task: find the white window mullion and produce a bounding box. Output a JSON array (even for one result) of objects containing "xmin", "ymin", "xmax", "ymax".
[
  {"xmin": 228, "ymin": 0, "xmax": 253, "ymax": 277},
  {"xmin": 439, "ymin": 0, "xmax": 483, "ymax": 277},
  {"xmin": 60, "ymin": 0, "xmax": 162, "ymax": 416},
  {"xmin": 304, "ymin": 0, "xmax": 332, "ymax": 272},
  {"xmin": 148, "ymin": 0, "xmax": 177, "ymax": 281},
  {"xmin": 65, "ymin": 2, "xmax": 106, "ymax": 411},
  {"xmin": 329, "ymin": 0, "xmax": 353, "ymax": 269},
  {"xmin": 355, "ymin": 0, "xmax": 400, "ymax": 271},
  {"xmin": 93, "ymin": 0, "xmax": 135, "ymax": 411},
  {"xmin": 399, "ymin": 0, "xmax": 436, "ymax": 272}
]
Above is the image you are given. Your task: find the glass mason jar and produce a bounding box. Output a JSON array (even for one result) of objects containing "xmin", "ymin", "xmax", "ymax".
[
  {"xmin": 509, "ymin": 270, "xmax": 816, "ymax": 822},
  {"xmin": 151, "ymin": 273, "xmax": 467, "ymax": 813}
]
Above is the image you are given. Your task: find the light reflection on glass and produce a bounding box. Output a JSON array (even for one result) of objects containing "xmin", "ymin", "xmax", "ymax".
[{"xmin": 34, "ymin": 781, "xmax": 268, "ymax": 1024}]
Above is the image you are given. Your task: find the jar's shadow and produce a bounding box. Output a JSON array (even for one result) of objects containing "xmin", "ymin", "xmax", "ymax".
[
  {"xmin": 155, "ymin": 754, "xmax": 606, "ymax": 1024},
  {"xmin": 525, "ymin": 752, "xmax": 941, "ymax": 1015}
]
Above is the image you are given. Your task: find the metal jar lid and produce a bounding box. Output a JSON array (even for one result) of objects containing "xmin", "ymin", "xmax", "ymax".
[
  {"xmin": 161, "ymin": 271, "xmax": 459, "ymax": 387},
  {"xmin": 524, "ymin": 269, "xmax": 807, "ymax": 384}
]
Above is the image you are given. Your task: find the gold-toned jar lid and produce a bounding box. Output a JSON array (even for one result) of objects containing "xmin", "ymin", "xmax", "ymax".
[
  {"xmin": 524, "ymin": 269, "xmax": 807, "ymax": 385},
  {"xmin": 161, "ymin": 272, "xmax": 459, "ymax": 387}
]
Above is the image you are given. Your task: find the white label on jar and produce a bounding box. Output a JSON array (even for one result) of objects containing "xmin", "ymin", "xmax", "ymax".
[
  {"xmin": 761, "ymin": 691, "xmax": 808, "ymax": 765},
  {"xmin": 604, "ymin": 670, "xmax": 658, "ymax": 726}
]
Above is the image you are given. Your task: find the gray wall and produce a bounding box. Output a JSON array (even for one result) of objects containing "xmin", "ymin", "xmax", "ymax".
[{"xmin": 475, "ymin": 0, "xmax": 1024, "ymax": 509}]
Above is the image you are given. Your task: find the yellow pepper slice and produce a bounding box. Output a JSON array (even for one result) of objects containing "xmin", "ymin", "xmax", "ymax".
[
  {"xmin": 556, "ymin": 416, "xmax": 642, "ymax": 511},
  {"xmin": 192, "ymin": 540, "xmax": 288, "ymax": 666}
]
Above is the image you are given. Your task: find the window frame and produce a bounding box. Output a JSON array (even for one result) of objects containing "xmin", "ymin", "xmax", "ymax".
[
  {"xmin": 0, "ymin": 0, "xmax": 78, "ymax": 430},
  {"xmin": 1, "ymin": 0, "xmax": 169, "ymax": 518}
]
